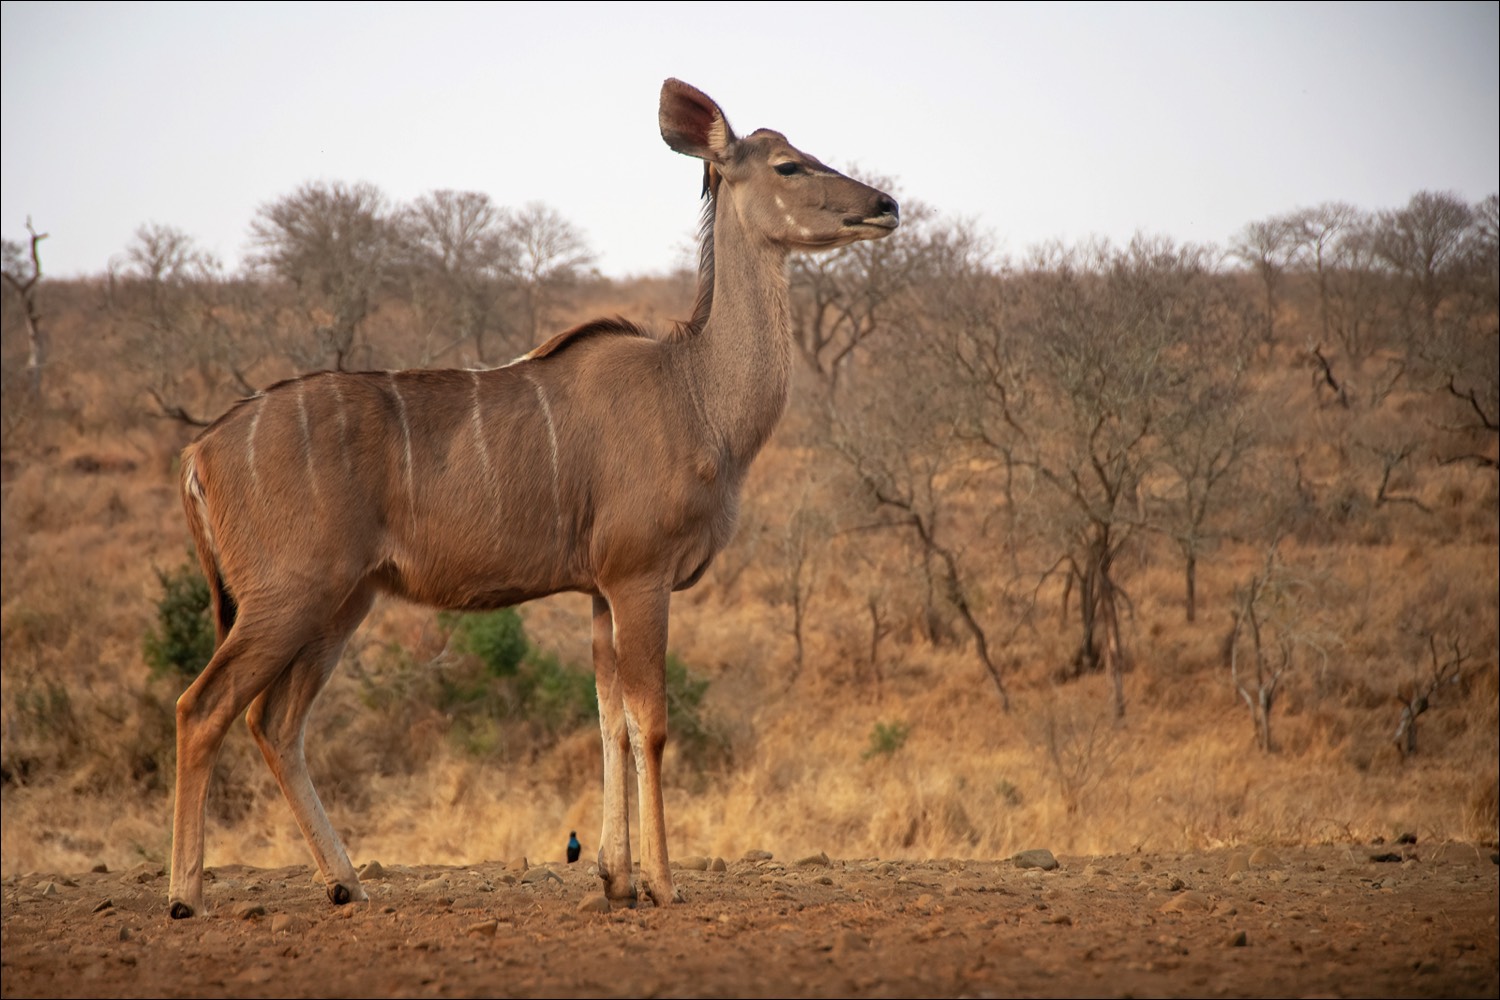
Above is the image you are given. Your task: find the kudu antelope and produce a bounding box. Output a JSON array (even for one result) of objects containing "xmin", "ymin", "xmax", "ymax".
[{"xmin": 168, "ymin": 78, "xmax": 898, "ymax": 918}]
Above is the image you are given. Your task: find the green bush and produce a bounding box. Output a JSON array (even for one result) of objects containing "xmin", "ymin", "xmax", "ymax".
[
  {"xmin": 862, "ymin": 720, "xmax": 910, "ymax": 760},
  {"xmin": 442, "ymin": 608, "xmax": 528, "ymax": 677},
  {"xmin": 665, "ymin": 653, "xmax": 731, "ymax": 772},
  {"xmin": 143, "ymin": 560, "xmax": 214, "ymax": 680}
]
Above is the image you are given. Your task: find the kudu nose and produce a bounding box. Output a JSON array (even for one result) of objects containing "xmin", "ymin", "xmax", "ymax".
[{"xmin": 876, "ymin": 195, "xmax": 899, "ymax": 220}]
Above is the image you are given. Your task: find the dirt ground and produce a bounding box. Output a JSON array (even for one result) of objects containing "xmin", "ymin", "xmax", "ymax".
[{"xmin": 2, "ymin": 843, "xmax": 1495, "ymax": 999}]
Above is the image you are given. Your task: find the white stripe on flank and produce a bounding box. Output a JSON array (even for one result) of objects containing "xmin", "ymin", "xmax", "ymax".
[
  {"xmin": 246, "ymin": 395, "xmax": 265, "ymax": 492},
  {"xmin": 331, "ymin": 378, "xmax": 352, "ymax": 478},
  {"xmin": 389, "ymin": 373, "xmax": 416, "ymax": 519},
  {"xmin": 470, "ymin": 371, "xmax": 499, "ymax": 493},
  {"xmin": 296, "ymin": 381, "xmax": 319, "ymax": 505},
  {"xmin": 523, "ymin": 372, "xmax": 563, "ymax": 537}
]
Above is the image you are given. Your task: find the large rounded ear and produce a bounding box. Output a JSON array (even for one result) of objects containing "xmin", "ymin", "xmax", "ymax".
[{"xmin": 660, "ymin": 79, "xmax": 736, "ymax": 163}]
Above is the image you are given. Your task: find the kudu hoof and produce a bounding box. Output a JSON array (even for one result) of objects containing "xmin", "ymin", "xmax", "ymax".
[
  {"xmin": 168, "ymin": 900, "xmax": 196, "ymax": 920},
  {"xmin": 327, "ymin": 882, "xmax": 359, "ymax": 906}
]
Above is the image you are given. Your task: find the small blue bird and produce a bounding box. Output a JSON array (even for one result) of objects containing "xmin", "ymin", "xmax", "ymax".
[{"xmin": 567, "ymin": 831, "xmax": 581, "ymax": 864}]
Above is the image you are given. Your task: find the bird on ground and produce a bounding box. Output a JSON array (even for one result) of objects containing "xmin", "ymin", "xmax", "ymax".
[{"xmin": 567, "ymin": 831, "xmax": 581, "ymax": 864}]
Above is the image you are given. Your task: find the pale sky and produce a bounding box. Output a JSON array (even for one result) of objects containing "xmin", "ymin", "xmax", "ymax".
[{"xmin": 3, "ymin": 2, "xmax": 1497, "ymax": 279}]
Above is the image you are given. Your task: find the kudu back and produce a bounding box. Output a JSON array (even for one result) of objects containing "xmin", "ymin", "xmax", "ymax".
[{"xmin": 168, "ymin": 78, "xmax": 898, "ymax": 918}]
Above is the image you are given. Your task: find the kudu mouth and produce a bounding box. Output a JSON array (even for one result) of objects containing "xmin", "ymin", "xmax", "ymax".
[{"xmin": 844, "ymin": 194, "xmax": 900, "ymax": 235}]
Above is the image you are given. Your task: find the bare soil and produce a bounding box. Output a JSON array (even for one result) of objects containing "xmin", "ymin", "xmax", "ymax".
[{"xmin": 2, "ymin": 844, "xmax": 1496, "ymax": 999}]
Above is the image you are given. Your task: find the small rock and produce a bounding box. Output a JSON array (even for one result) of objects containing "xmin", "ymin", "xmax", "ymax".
[
  {"xmin": 709, "ymin": 857, "xmax": 728, "ymax": 872},
  {"xmin": 795, "ymin": 852, "xmax": 831, "ymax": 868},
  {"xmin": 1013, "ymin": 849, "xmax": 1059, "ymax": 871},
  {"xmin": 91, "ymin": 863, "xmax": 110, "ymax": 874},
  {"xmin": 1370, "ymin": 852, "xmax": 1403, "ymax": 864},
  {"xmin": 674, "ymin": 856, "xmax": 711, "ymax": 871},
  {"xmin": 270, "ymin": 913, "xmax": 301, "ymax": 935},
  {"xmin": 1248, "ymin": 847, "xmax": 1281, "ymax": 868},
  {"xmin": 521, "ymin": 867, "xmax": 562, "ymax": 886},
  {"xmin": 466, "ymin": 920, "xmax": 498, "ymax": 937},
  {"xmin": 1160, "ymin": 891, "xmax": 1211, "ymax": 913},
  {"xmin": 232, "ymin": 902, "xmax": 267, "ymax": 920},
  {"xmin": 40, "ymin": 882, "xmax": 59, "ymax": 898},
  {"xmin": 742, "ymin": 849, "xmax": 773, "ymax": 862},
  {"xmin": 577, "ymin": 892, "xmax": 611, "ymax": 913},
  {"xmin": 1224, "ymin": 854, "xmax": 1250, "ymax": 876},
  {"xmin": 1395, "ymin": 832, "xmax": 1417, "ymax": 845},
  {"xmin": 1226, "ymin": 930, "xmax": 1248, "ymax": 947},
  {"xmin": 359, "ymin": 860, "xmax": 387, "ymax": 880},
  {"xmin": 92, "ymin": 898, "xmax": 113, "ymax": 913}
]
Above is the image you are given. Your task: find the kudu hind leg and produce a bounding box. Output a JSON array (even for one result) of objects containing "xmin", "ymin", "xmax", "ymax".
[
  {"xmin": 246, "ymin": 587, "xmax": 374, "ymax": 907},
  {"xmin": 169, "ymin": 621, "xmax": 307, "ymax": 918}
]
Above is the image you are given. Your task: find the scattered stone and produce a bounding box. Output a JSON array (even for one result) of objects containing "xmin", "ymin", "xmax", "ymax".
[
  {"xmin": 1013, "ymin": 849, "xmax": 1059, "ymax": 871},
  {"xmin": 1225, "ymin": 854, "xmax": 1250, "ymax": 876},
  {"xmin": 232, "ymin": 902, "xmax": 267, "ymax": 920},
  {"xmin": 1160, "ymin": 891, "xmax": 1211, "ymax": 914},
  {"xmin": 577, "ymin": 892, "xmax": 611, "ymax": 913},
  {"xmin": 359, "ymin": 860, "xmax": 387, "ymax": 880},
  {"xmin": 709, "ymin": 857, "xmax": 728, "ymax": 872},
  {"xmin": 40, "ymin": 882, "xmax": 59, "ymax": 898},
  {"xmin": 674, "ymin": 856, "xmax": 711, "ymax": 871},
  {"xmin": 466, "ymin": 920, "xmax": 498, "ymax": 937},
  {"xmin": 92, "ymin": 898, "xmax": 113, "ymax": 913},
  {"xmin": 1226, "ymin": 930, "xmax": 1248, "ymax": 947},
  {"xmin": 1047, "ymin": 913, "xmax": 1073, "ymax": 926},
  {"xmin": 91, "ymin": 863, "xmax": 110, "ymax": 874},
  {"xmin": 1125, "ymin": 858, "xmax": 1154, "ymax": 873},
  {"xmin": 270, "ymin": 913, "xmax": 302, "ymax": 935},
  {"xmin": 742, "ymin": 849, "xmax": 773, "ymax": 862},
  {"xmin": 521, "ymin": 867, "xmax": 563, "ymax": 886},
  {"xmin": 1248, "ymin": 847, "xmax": 1281, "ymax": 868},
  {"xmin": 1370, "ymin": 852, "xmax": 1404, "ymax": 864},
  {"xmin": 795, "ymin": 852, "xmax": 831, "ymax": 868}
]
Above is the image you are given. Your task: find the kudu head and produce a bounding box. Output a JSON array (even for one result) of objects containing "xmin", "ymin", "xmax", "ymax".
[{"xmin": 659, "ymin": 78, "xmax": 900, "ymax": 251}]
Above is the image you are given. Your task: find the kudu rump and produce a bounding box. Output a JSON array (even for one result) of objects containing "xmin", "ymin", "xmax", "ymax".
[{"xmin": 168, "ymin": 79, "xmax": 898, "ymax": 917}]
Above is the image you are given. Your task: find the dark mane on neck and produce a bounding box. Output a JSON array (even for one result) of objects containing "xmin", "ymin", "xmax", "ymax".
[{"xmin": 669, "ymin": 162, "xmax": 719, "ymax": 341}]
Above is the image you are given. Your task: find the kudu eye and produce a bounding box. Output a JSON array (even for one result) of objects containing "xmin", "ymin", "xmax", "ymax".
[{"xmin": 774, "ymin": 162, "xmax": 802, "ymax": 176}]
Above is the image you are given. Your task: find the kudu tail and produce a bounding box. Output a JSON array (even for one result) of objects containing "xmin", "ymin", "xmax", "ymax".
[{"xmin": 179, "ymin": 450, "xmax": 237, "ymax": 645}]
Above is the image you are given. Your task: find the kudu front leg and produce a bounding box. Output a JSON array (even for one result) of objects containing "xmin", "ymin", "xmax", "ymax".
[
  {"xmin": 599, "ymin": 583, "xmax": 683, "ymax": 907},
  {"xmin": 592, "ymin": 595, "xmax": 636, "ymax": 906}
]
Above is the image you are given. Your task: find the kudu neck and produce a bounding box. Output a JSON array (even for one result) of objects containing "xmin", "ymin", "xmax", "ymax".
[{"xmin": 684, "ymin": 190, "xmax": 794, "ymax": 466}]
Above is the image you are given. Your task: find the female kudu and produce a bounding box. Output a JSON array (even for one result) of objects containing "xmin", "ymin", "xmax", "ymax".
[{"xmin": 168, "ymin": 78, "xmax": 898, "ymax": 917}]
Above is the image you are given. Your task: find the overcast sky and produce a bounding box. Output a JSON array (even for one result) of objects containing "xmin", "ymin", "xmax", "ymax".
[{"xmin": 3, "ymin": 2, "xmax": 1496, "ymax": 280}]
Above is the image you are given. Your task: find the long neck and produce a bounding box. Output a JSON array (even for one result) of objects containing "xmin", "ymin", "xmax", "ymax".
[{"xmin": 679, "ymin": 188, "xmax": 793, "ymax": 466}]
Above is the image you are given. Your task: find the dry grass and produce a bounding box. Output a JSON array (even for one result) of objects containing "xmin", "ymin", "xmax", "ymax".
[{"xmin": 2, "ymin": 279, "xmax": 1496, "ymax": 881}]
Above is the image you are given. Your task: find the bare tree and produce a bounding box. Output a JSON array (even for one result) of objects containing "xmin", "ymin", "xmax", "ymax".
[
  {"xmin": 1, "ymin": 218, "xmax": 48, "ymax": 395},
  {"xmin": 957, "ymin": 236, "xmax": 1244, "ymax": 719},
  {"xmin": 249, "ymin": 181, "xmax": 396, "ymax": 370},
  {"xmin": 1288, "ymin": 202, "xmax": 1365, "ymax": 358},
  {"xmin": 1391, "ymin": 633, "xmax": 1467, "ymax": 758},
  {"xmin": 830, "ymin": 303, "xmax": 1012, "ymax": 709},
  {"xmin": 397, "ymin": 190, "xmax": 521, "ymax": 365},
  {"xmin": 507, "ymin": 202, "xmax": 595, "ymax": 346},
  {"xmin": 1227, "ymin": 540, "xmax": 1338, "ymax": 753},
  {"xmin": 1231, "ymin": 214, "xmax": 1300, "ymax": 349},
  {"xmin": 1373, "ymin": 190, "xmax": 1476, "ymax": 345},
  {"xmin": 107, "ymin": 223, "xmax": 249, "ymax": 425}
]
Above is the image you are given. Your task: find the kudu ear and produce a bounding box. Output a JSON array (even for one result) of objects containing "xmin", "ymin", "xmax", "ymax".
[{"xmin": 660, "ymin": 79, "xmax": 736, "ymax": 163}]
